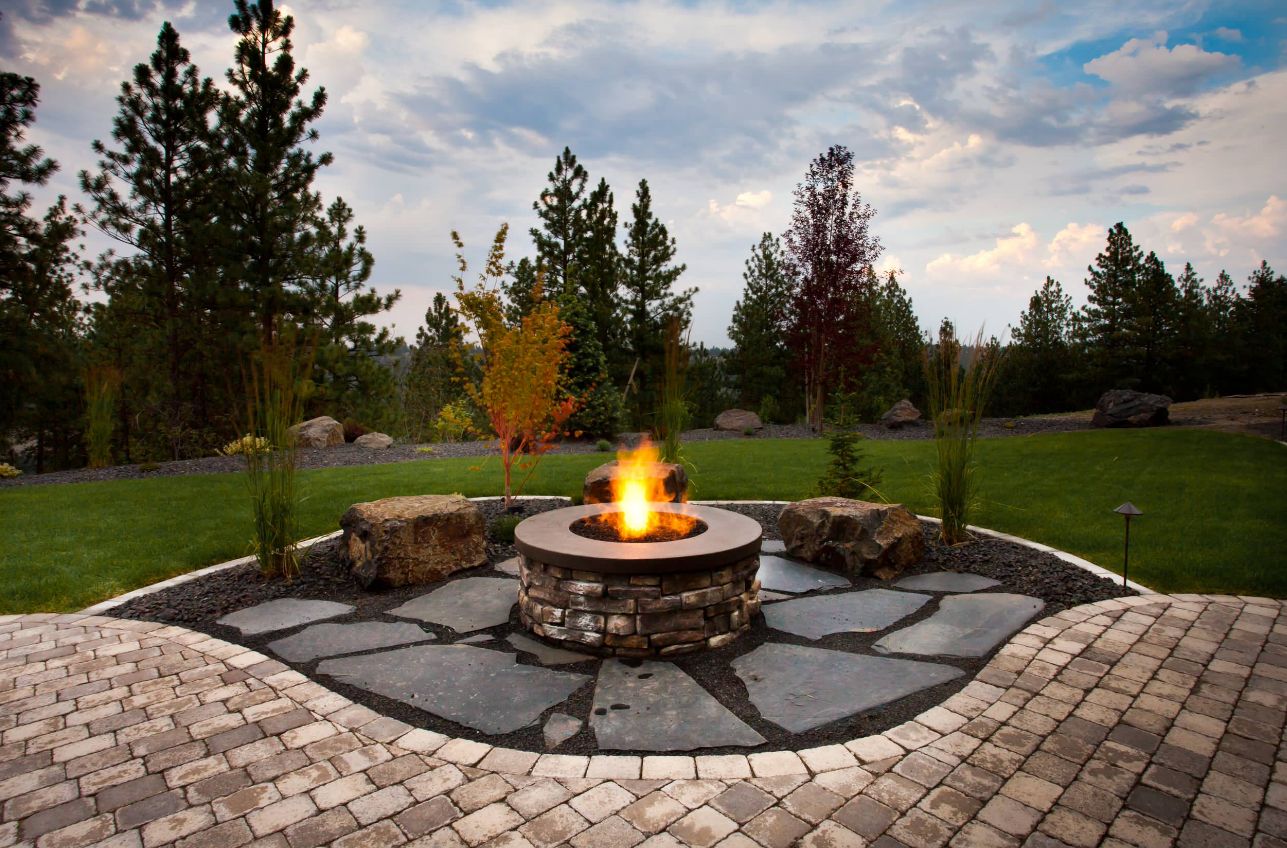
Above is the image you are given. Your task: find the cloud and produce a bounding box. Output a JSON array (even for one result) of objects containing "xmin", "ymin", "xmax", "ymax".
[
  {"xmin": 1204, "ymin": 195, "xmax": 1286, "ymax": 255},
  {"xmin": 1044, "ymin": 222, "xmax": 1104, "ymax": 268},
  {"xmin": 1170, "ymin": 212, "xmax": 1199, "ymax": 232},
  {"xmin": 706, "ymin": 190, "xmax": 773, "ymax": 226},
  {"xmin": 927, "ymin": 223, "xmax": 1039, "ymax": 276},
  {"xmin": 1084, "ymin": 32, "xmax": 1240, "ymax": 98}
]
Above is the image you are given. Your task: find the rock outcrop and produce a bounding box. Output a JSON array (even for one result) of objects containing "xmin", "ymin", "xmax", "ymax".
[
  {"xmin": 288, "ymin": 416, "xmax": 345, "ymax": 449},
  {"xmin": 713, "ymin": 409, "xmax": 764, "ymax": 432},
  {"xmin": 1091, "ymin": 390, "xmax": 1172, "ymax": 428},
  {"xmin": 341, "ymin": 494, "xmax": 487, "ymax": 588},
  {"xmin": 779, "ymin": 496, "xmax": 925, "ymax": 581}
]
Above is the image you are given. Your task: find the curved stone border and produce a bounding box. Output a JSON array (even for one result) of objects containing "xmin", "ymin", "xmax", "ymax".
[{"xmin": 4, "ymin": 593, "xmax": 1283, "ymax": 848}]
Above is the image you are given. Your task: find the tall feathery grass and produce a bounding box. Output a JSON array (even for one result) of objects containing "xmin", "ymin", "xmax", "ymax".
[
  {"xmin": 243, "ymin": 335, "xmax": 314, "ymax": 579},
  {"xmin": 84, "ymin": 366, "xmax": 120, "ymax": 469},
  {"xmin": 924, "ymin": 328, "xmax": 1003, "ymax": 544}
]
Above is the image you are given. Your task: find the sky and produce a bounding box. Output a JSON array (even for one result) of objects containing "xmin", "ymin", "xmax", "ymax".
[{"xmin": 3, "ymin": 0, "xmax": 1285, "ymax": 347}]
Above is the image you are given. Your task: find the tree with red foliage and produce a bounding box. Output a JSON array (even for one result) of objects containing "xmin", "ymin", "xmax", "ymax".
[{"xmin": 783, "ymin": 145, "xmax": 883, "ymax": 431}]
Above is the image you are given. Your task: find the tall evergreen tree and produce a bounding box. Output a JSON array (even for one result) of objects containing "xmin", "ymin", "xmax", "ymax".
[
  {"xmin": 78, "ymin": 22, "xmax": 222, "ymax": 456},
  {"xmin": 863, "ymin": 269, "xmax": 925, "ymax": 415},
  {"xmin": 783, "ymin": 145, "xmax": 882, "ymax": 431},
  {"xmin": 1129, "ymin": 251, "xmax": 1179, "ymax": 393},
  {"xmin": 728, "ymin": 232, "xmax": 793, "ymax": 416},
  {"xmin": 501, "ymin": 257, "xmax": 541, "ymax": 325},
  {"xmin": 619, "ymin": 178, "xmax": 693, "ymax": 428},
  {"xmin": 1237, "ymin": 261, "xmax": 1287, "ymax": 392},
  {"xmin": 1005, "ymin": 276, "xmax": 1074, "ymax": 413},
  {"xmin": 0, "ymin": 72, "xmax": 84, "ymax": 469},
  {"xmin": 530, "ymin": 147, "xmax": 586, "ymax": 297},
  {"xmin": 403, "ymin": 292, "xmax": 467, "ymax": 441},
  {"xmin": 1079, "ymin": 222, "xmax": 1143, "ymax": 389},
  {"xmin": 218, "ymin": 0, "xmax": 331, "ymax": 345},
  {"xmin": 1205, "ymin": 269, "xmax": 1242, "ymax": 390},
  {"xmin": 556, "ymin": 287, "xmax": 621, "ymax": 438},
  {"xmin": 1170, "ymin": 263, "xmax": 1212, "ymax": 398},
  {"xmin": 302, "ymin": 196, "xmax": 400, "ymax": 426},
  {"xmin": 577, "ymin": 177, "xmax": 623, "ymax": 364}
]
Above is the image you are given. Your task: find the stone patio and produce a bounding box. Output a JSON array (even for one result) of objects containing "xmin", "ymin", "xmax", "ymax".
[{"xmin": 3, "ymin": 594, "xmax": 1284, "ymax": 848}]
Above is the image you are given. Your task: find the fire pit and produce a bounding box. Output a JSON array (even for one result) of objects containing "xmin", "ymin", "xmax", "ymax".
[{"xmin": 514, "ymin": 443, "xmax": 763, "ymax": 657}]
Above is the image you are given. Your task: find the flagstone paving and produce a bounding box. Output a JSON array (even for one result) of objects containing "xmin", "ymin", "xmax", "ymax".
[
  {"xmin": 761, "ymin": 588, "xmax": 932, "ymax": 640},
  {"xmin": 267, "ymin": 622, "xmax": 436, "ymax": 663},
  {"xmin": 755, "ymin": 555, "xmax": 851, "ymax": 595},
  {"xmin": 215, "ymin": 598, "xmax": 354, "ymax": 636},
  {"xmin": 3, "ymin": 594, "xmax": 1285, "ymax": 848},
  {"xmin": 388, "ymin": 577, "xmax": 517, "ymax": 633},
  {"xmin": 875, "ymin": 593, "xmax": 1047, "ymax": 658},
  {"xmin": 732, "ymin": 644, "xmax": 964, "ymax": 733},
  {"xmin": 895, "ymin": 571, "xmax": 1003, "ymax": 593},
  {"xmin": 591, "ymin": 660, "xmax": 765, "ymax": 751}
]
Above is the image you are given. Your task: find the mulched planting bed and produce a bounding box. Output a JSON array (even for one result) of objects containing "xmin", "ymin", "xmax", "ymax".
[{"xmin": 111, "ymin": 497, "xmax": 1134, "ymax": 756}]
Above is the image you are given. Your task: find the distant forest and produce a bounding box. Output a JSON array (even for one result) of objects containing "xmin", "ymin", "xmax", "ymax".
[{"xmin": 3, "ymin": 1, "xmax": 1285, "ymax": 472}]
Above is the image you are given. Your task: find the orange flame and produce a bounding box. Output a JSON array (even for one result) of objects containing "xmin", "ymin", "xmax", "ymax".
[{"xmin": 604, "ymin": 438, "xmax": 695, "ymax": 540}]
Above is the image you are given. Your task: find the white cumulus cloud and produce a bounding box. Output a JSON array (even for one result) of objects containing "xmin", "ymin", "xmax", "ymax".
[
  {"xmin": 1084, "ymin": 31, "xmax": 1239, "ymax": 97},
  {"xmin": 926, "ymin": 223, "xmax": 1039, "ymax": 277}
]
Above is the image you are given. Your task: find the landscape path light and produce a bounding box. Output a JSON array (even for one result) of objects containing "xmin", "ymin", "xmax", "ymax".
[
  {"xmin": 1279, "ymin": 398, "xmax": 1285, "ymax": 441},
  {"xmin": 1114, "ymin": 501, "xmax": 1142, "ymax": 589}
]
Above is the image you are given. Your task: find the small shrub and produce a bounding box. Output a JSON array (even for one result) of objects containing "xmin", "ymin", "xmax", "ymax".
[
  {"xmin": 138, "ymin": 461, "xmax": 160, "ymax": 473},
  {"xmin": 758, "ymin": 395, "xmax": 779, "ymax": 426},
  {"xmin": 742, "ymin": 426, "xmax": 756, "ymax": 437},
  {"xmin": 220, "ymin": 434, "xmax": 271, "ymax": 457},
  {"xmin": 595, "ymin": 439, "xmax": 613, "ymax": 452},
  {"xmin": 817, "ymin": 429, "xmax": 883, "ymax": 500},
  {"xmin": 433, "ymin": 398, "xmax": 478, "ymax": 443},
  {"xmin": 490, "ymin": 514, "xmax": 523, "ymax": 543},
  {"xmin": 0, "ymin": 463, "xmax": 21, "ymax": 478},
  {"xmin": 415, "ymin": 446, "xmax": 435, "ymax": 454},
  {"xmin": 1003, "ymin": 420, "xmax": 1016, "ymax": 430},
  {"xmin": 342, "ymin": 419, "xmax": 367, "ymax": 442}
]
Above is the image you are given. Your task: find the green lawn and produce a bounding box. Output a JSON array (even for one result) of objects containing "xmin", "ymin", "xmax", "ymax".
[{"xmin": 2, "ymin": 428, "xmax": 1283, "ymax": 613}]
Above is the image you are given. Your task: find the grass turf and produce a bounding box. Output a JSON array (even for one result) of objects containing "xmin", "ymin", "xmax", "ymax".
[{"xmin": 2, "ymin": 428, "xmax": 1283, "ymax": 613}]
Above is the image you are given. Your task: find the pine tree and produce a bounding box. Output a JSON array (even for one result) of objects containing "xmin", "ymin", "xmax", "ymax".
[
  {"xmin": 1205, "ymin": 269, "xmax": 1241, "ymax": 391},
  {"xmin": 783, "ymin": 145, "xmax": 882, "ymax": 431},
  {"xmin": 1129, "ymin": 251, "xmax": 1179, "ymax": 393},
  {"xmin": 863, "ymin": 269, "xmax": 925, "ymax": 416},
  {"xmin": 501, "ymin": 257, "xmax": 541, "ymax": 325},
  {"xmin": 530, "ymin": 147, "xmax": 586, "ymax": 298},
  {"xmin": 1007, "ymin": 276, "xmax": 1074, "ymax": 413},
  {"xmin": 403, "ymin": 292, "xmax": 467, "ymax": 441},
  {"xmin": 728, "ymin": 232, "xmax": 793, "ymax": 416},
  {"xmin": 1079, "ymin": 222, "xmax": 1143, "ymax": 389},
  {"xmin": 78, "ymin": 22, "xmax": 222, "ymax": 457},
  {"xmin": 303, "ymin": 196, "xmax": 401, "ymax": 427},
  {"xmin": 556, "ymin": 288, "xmax": 621, "ymax": 438},
  {"xmin": 218, "ymin": 0, "xmax": 331, "ymax": 345},
  {"xmin": 619, "ymin": 178, "xmax": 693, "ymax": 429},
  {"xmin": 577, "ymin": 177, "xmax": 623, "ymax": 366},
  {"xmin": 1238, "ymin": 261, "xmax": 1287, "ymax": 392},
  {"xmin": 1171, "ymin": 263, "xmax": 1212, "ymax": 398}
]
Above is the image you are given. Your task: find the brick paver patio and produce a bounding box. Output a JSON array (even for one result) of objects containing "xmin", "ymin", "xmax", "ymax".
[{"xmin": 3, "ymin": 594, "xmax": 1284, "ymax": 848}]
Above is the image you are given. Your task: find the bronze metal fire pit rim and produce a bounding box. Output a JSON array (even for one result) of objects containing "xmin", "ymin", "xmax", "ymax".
[{"xmin": 513, "ymin": 502, "xmax": 763, "ymax": 574}]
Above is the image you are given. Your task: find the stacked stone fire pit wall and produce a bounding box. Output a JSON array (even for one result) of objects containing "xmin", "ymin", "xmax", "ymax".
[{"xmin": 517, "ymin": 553, "xmax": 762, "ymax": 657}]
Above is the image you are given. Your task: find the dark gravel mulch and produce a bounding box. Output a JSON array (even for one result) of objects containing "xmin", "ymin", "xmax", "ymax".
[{"xmin": 110, "ymin": 498, "xmax": 1133, "ymax": 756}]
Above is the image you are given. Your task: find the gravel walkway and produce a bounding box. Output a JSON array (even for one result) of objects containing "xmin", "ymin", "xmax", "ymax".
[
  {"xmin": 3, "ymin": 593, "xmax": 1282, "ymax": 848},
  {"xmin": 1, "ymin": 418, "xmax": 1089, "ymax": 489}
]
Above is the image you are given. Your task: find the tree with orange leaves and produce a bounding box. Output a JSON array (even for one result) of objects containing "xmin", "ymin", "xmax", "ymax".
[{"xmin": 453, "ymin": 224, "xmax": 576, "ymax": 509}]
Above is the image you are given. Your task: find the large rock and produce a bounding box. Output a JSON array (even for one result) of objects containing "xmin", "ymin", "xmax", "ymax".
[
  {"xmin": 778, "ymin": 496, "xmax": 925, "ymax": 581},
  {"xmin": 584, "ymin": 460, "xmax": 687, "ymax": 504},
  {"xmin": 714, "ymin": 409, "xmax": 763, "ymax": 432},
  {"xmin": 1092, "ymin": 389, "xmax": 1172, "ymax": 428},
  {"xmin": 341, "ymin": 494, "xmax": 487, "ymax": 588},
  {"xmin": 289, "ymin": 415, "xmax": 344, "ymax": 448},
  {"xmin": 355, "ymin": 432, "xmax": 393, "ymax": 449},
  {"xmin": 880, "ymin": 399, "xmax": 922, "ymax": 429}
]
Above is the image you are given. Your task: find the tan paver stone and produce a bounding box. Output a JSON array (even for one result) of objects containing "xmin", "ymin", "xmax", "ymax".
[
  {"xmin": 311, "ymin": 772, "xmax": 375, "ymax": 810},
  {"xmin": 843, "ymin": 736, "xmax": 904, "ymax": 764},
  {"xmin": 531, "ymin": 755, "xmax": 587, "ymax": 779},
  {"xmin": 245, "ymin": 793, "xmax": 318, "ymax": 837},
  {"xmin": 395, "ymin": 796, "xmax": 461, "ymax": 839},
  {"xmin": 347, "ymin": 784, "xmax": 414, "ymax": 825},
  {"xmin": 694, "ymin": 756, "xmax": 751, "ymax": 780},
  {"xmin": 282, "ymin": 806, "xmax": 358, "ymax": 848},
  {"xmin": 976, "ymin": 795, "xmax": 1041, "ymax": 837},
  {"xmin": 585, "ymin": 756, "xmax": 641, "ymax": 780},
  {"xmin": 668, "ymin": 806, "xmax": 738, "ymax": 848},
  {"xmin": 568, "ymin": 781, "xmax": 635, "ymax": 823},
  {"xmin": 504, "ymin": 779, "xmax": 572, "ymax": 819},
  {"xmin": 642, "ymin": 757, "xmax": 696, "ymax": 781},
  {"xmin": 747, "ymin": 752, "xmax": 805, "ymax": 778},
  {"xmin": 620, "ymin": 791, "xmax": 689, "ymax": 834},
  {"xmin": 331, "ymin": 819, "xmax": 405, "ymax": 848},
  {"xmin": 888, "ymin": 807, "xmax": 956, "ymax": 848},
  {"xmin": 568, "ymin": 814, "xmax": 644, "ymax": 848},
  {"xmin": 662, "ymin": 780, "xmax": 726, "ymax": 810},
  {"xmin": 142, "ymin": 806, "xmax": 216, "ymax": 848},
  {"xmin": 741, "ymin": 807, "xmax": 811, "ymax": 848},
  {"xmin": 797, "ymin": 820, "xmax": 866, "ymax": 848},
  {"xmin": 920, "ymin": 785, "xmax": 983, "ymax": 827},
  {"xmin": 518, "ymin": 803, "xmax": 590, "ymax": 848},
  {"xmin": 781, "ymin": 783, "xmax": 844, "ymax": 824},
  {"xmin": 448, "ymin": 774, "xmax": 511, "ymax": 814}
]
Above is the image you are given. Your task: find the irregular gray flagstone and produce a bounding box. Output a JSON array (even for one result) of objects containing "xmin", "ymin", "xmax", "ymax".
[
  {"xmin": 762, "ymin": 589, "xmax": 930, "ymax": 640},
  {"xmin": 875, "ymin": 593, "xmax": 1044, "ymax": 658},
  {"xmin": 591, "ymin": 660, "xmax": 765, "ymax": 751},
  {"xmin": 456, "ymin": 634, "xmax": 493, "ymax": 645},
  {"xmin": 507, "ymin": 633, "xmax": 594, "ymax": 666},
  {"xmin": 760, "ymin": 539, "xmax": 786, "ymax": 554},
  {"xmin": 216, "ymin": 599, "xmax": 354, "ymax": 636},
  {"xmin": 759, "ymin": 591, "xmax": 792, "ymax": 603},
  {"xmin": 266, "ymin": 622, "xmax": 435, "ymax": 663},
  {"xmin": 894, "ymin": 572, "xmax": 1001, "ymax": 593},
  {"xmin": 756, "ymin": 554, "xmax": 850, "ymax": 594},
  {"xmin": 544, "ymin": 712, "xmax": 583, "ymax": 749},
  {"xmin": 388, "ymin": 577, "xmax": 516, "ymax": 633},
  {"xmin": 317, "ymin": 644, "xmax": 589, "ymax": 735},
  {"xmin": 732, "ymin": 643, "xmax": 964, "ymax": 733},
  {"xmin": 494, "ymin": 557, "xmax": 521, "ymax": 576}
]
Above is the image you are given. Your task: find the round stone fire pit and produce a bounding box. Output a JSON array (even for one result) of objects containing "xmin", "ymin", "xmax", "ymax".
[{"xmin": 514, "ymin": 502, "xmax": 763, "ymax": 658}]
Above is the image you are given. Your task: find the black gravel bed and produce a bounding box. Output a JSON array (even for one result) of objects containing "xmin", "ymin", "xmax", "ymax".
[
  {"xmin": 109, "ymin": 498, "xmax": 1133, "ymax": 756},
  {"xmin": 4, "ymin": 417, "xmax": 1089, "ymax": 488}
]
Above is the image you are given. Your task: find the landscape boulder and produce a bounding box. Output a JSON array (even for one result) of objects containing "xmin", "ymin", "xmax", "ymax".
[
  {"xmin": 779, "ymin": 496, "xmax": 925, "ymax": 581},
  {"xmin": 341, "ymin": 494, "xmax": 487, "ymax": 588},
  {"xmin": 1091, "ymin": 389, "xmax": 1172, "ymax": 428},
  {"xmin": 880, "ymin": 399, "xmax": 922, "ymax": 429},
  {"xmin": 289, "ymin": 415, "xmax": 344, "ymax": 449},
  {"xmin": 714, "ymin": 409, "xmax": 763, "ymax": 432},
  {"xmin": 355, "ymin": 432, "xmax": 393, "ymax": 449},
  {"xmin": 584, "ymin": 460, "xmax": 688, "ymax": 504}
]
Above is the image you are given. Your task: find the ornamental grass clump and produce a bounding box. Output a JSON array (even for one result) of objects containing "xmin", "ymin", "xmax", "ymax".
[
  {"xmin": 84, "ymin": 366, "xmax": 120, "ymax": 469},
  {"xmin": 220, "ymin": 434, "xmax": 271, "ymax": 457},
  {"xmin": 0, "ymin": 463, "xmax": 20, "ymax": 478},
  {"xmin": 243, "ymin": 335, "xmax": 314, "ymax": 579},
  {"xmin": 924, "ymin": 327, "xmax": 1003, "ymax": 545}
]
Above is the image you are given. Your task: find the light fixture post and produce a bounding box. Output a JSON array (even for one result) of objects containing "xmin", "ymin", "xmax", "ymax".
[{"xmin": 1114, "ymin": 502, "xmax": 1142, "ymax": 589}]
